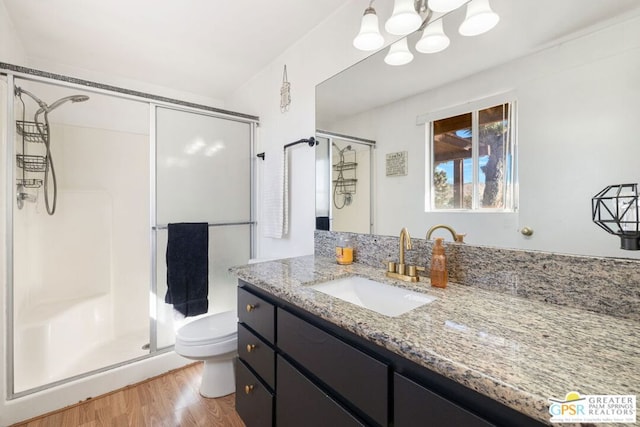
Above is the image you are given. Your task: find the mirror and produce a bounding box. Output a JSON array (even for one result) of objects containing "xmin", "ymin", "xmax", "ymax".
[{"xmin": 315, "ymin": 0, "xmax": 640, "ymax": 259}]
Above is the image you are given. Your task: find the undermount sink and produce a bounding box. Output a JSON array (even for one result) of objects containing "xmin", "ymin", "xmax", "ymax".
[{"xmin": 309, "ymin": 276, "xmax": 436, "ymax": 317}]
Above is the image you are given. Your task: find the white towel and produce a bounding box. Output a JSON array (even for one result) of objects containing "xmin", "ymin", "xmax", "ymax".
[
  {"xmin": 263, "ymin": 149, "xmax": 289, "ymax": 238},
  {"xmin": 283, "ymin": 148, "xmax": 289, "ymax": 235}
]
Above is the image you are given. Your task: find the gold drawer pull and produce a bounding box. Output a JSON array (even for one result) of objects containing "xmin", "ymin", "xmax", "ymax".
[
  {"xmin": 246, "ymin": 303, "xmax": 257, "ymax": 312},
  {"xmin": 245, "ymin": 384, "xmax": 254, "ymax": 394},
  {"xmin": 246, "ymin": 344, "xmax": 256, "ymax": 353}
]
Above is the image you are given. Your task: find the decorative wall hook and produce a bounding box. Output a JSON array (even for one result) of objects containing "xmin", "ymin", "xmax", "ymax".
[{"xmin": 280, "ymin": 65, "xmax": 291, "ymax": 113}]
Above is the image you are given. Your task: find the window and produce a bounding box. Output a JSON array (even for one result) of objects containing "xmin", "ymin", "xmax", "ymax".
[{"xmin": 427, "ymin": 100, "xmax": 516, "ymax": 211}]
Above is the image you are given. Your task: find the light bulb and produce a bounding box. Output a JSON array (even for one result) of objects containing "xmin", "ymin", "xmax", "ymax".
[
  {"xmin": 619, "ymin": 188, "xmax": 639, "ymax": 233},
  {"xmin": 385, "ymin": 0, "xmax": 422, "ymax": 36},
  {"xmin": 415, "ymin": 19, "xmax": 450, "ymax": 54},
  {"xmin": 353, "ymin": 7, "xmax": 384, "ymax": 51},
  {"xmin": 384, "ymin": 38, "xmax": 414, "ymax": 66},
  {"xmin": 459, "ymin": 0, "xmax": 500, "ymax": 37}
]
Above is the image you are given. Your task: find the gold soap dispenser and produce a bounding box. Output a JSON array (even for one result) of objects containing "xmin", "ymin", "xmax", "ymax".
[{"xmin": 430, "ymin": 237, "xmax": 448, "ymax": 288}]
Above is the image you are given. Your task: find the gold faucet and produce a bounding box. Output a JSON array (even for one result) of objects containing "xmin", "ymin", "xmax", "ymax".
[
  {"xmin": 398, "ymin": 227, "xmax": 412, "ymax": 274},
  {"xmin": 426, "ymin": 224, "xmax": 465, "ymax": 243},
  {"xmin": 385, "ymin": 227, "xmax": 419, "ymax": 282}
]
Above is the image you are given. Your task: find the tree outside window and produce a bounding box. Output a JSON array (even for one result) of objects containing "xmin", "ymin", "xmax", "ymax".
[{"xmin": 429, "ymin": 103, "xmax": 515, "ymax": 211}]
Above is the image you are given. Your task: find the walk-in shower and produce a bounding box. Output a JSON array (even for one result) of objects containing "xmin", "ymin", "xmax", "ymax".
[
  {"xmin": 3, "ymin": 72, "xmax": 256, "ymax": 417},
  {"xmin": 14, "ymin": 86, "xmax": 89, "ymax": 215},
  {"xmin": 10, "ymin": 79, "xmax": 151, "ymax": 394}
]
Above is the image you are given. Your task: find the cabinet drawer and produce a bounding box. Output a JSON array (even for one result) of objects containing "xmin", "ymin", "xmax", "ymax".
[
  {"xmin": 236, "ymin": 359, "xmax": 273, "ymax": 427},
  {"xmin": 238, "ymin": 286, "xmax": 275, "ymax": 343},
  {"xmin": 394, "ymin": 373, "xmax": 494, "ymax": 427},
  {"xmin": 238, "ymin": 323, "xmax": 275, "ymax": 389},
  {"xmin": 277, "ymin": 308, "xmax": 388, "ymax": 426},
  {"xmin": 276, "ymin": 355, "xmax": 365, "ymax": 427}
]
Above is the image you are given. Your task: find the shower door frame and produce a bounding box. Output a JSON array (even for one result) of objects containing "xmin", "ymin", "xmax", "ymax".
[
  {"xmin": 1, "ymin": 64, "xmax": 258, "ymax": 399},
  {"xmin": 316, "ymin": 130, "xmax": 376, "ymax": 234},
  {"xmin": 149, "ymin": 103, "xmax": 258, "ymax": 353}
]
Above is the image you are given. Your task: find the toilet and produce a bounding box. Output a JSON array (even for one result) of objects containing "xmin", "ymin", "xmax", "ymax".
[{"xmin": 174, "ymin": 310, "xmax": 238, "ymax": 398}]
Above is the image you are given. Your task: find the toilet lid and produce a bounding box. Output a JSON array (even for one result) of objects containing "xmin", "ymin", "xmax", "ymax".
[{"xmin": 176, "ymin": 310, "xmax": 237, "ymax": 345}]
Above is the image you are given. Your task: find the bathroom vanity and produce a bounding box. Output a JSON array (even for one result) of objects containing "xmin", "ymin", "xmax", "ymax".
[{"xmin": 232, "ymin": 256, "xmax": 639, "ymax": 426}]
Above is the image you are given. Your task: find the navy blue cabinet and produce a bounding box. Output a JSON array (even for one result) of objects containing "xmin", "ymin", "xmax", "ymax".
[
  {"xmin": 394, "ymin": 373, "xmax": 494, "ymax": 427},
  {"xmin": 236, "ymin": 281, "xmax": 544, "ymax": 427},
  {"xmin": 276, "ymin": 356, "xmax": 365, "ymax": 427},
  {"xmin": 236, "ymin": 286, "xmax": 276, "ymax": 425},
  {"xmin": 277, "ymin": 308, "xmax": 387, "ymax": 426},
  {"xmin": 236, "ymin": 360, "xmax": 273, "ymax": 427}
]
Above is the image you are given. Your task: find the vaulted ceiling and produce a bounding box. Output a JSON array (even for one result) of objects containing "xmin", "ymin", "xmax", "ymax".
[
  {"xmin": 2, "ymin": 0, "xmax": 347, "ymax": 100},
  {"xmin": 5, "ymin": 0, "xmax": 640, "ymax": 111}
]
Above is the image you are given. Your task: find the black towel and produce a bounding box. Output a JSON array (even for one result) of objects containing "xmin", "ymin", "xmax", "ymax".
[
  {"xmin": 316, "ymin": 216, "xmax": 330, "ymax": 231},
  {"xmin": 165, "ymin": 222, "xmax": 209, "ymax": 317}
]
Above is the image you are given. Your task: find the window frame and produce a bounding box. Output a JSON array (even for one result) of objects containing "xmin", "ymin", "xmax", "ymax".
[{"xmin": 421, "ymin": 93, "xmax": 518, "ymax": 213}]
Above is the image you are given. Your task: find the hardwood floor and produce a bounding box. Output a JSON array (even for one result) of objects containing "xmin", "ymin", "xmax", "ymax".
[{"xmin": 12, "ymin": 362, "xmax": 246, "ymax": 427}]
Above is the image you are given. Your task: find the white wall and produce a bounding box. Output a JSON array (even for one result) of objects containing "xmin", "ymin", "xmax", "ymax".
[
  {"xmin": 0, "ymin": 0, "xmax": 25, "ymax": 65},
  {"xmin": 55, "ymin": 123, "xmax": 151, "ymax": 333},
  {"xmin": 228, "ymin": 0, "xmax": 392, "ymax": 258}
]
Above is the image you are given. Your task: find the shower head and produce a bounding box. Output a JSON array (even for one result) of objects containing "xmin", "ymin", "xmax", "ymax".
[
  {"xmin": 16, "ymin": 86, "xmax": 90, "ymax": 116},
  {"xmin": 60, "ymin": 94, "xmax": 90, "ymax": 104},
  {"xmin": 37, "ymin": 94, "xmax": 90, "ymax": 115},
  {"xmin": 332, "ymin": 142, "xmax": 353, "ymax": 152}
]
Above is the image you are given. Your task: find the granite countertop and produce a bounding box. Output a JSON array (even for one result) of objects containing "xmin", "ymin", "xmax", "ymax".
[{"xmin": 230, "ymin": 255, "xmax": 640, "ymax": 426}]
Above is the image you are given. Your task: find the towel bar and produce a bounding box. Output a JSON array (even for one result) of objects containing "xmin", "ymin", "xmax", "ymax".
[
  {"xmin": 283, "ymin": 136, "xmax": 317, "ymax": 151},
  {"xmin": 153, "ymin": 221, "xmax": 255, "ymax": 230},
  {"xmin": 255, "ymin": 136, "xmax": 317, "ymax": 160}
]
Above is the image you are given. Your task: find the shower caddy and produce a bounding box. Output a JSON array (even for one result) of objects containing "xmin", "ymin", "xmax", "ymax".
[
  {"xmin": 333, "ymin": 146, "xmax": 357, "ymax": 209},
  {"xmin": 15, "ymin": 119, "xmax": 48, "ymax": 188}
]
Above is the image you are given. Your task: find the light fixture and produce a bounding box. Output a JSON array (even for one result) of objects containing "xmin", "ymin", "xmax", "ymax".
[
  {"xmin": 353, "ymin": 5, "xmax": 385, "ymax": 51},
  {"xmin": 385, "ymin": 0, "xmax": 423, "ymax": 36},
  {"xmin": 384, "ymin": 38, "xmax": 414, "ymax": 66},
  {"xmin": 458, "ymin": 0, "xmax": 500, "ymax": 36},
  {"xmin": 592, "ymin": 183, "xmax": 640, "ymax": 250},
  {"xmin": 353, "ymin": 0, "xmax": 500, "ymax": 66},
  {"xmin": 416, "ymin": 19, "xmax": 450, "ymax": 54},
  {"xmin": 429, "ymin": 0, "xmax": 468, "ymax": 13}
]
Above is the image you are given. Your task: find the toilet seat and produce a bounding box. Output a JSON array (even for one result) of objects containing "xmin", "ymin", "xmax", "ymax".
[
  {"xmin": 175, "ymin": 310, "xmax": 238, "ymax": 359},
  {"xmin": 174, "ymin": 310, "xmax": 238, "ymax": 398},
  {"xmin": 176, "ymin": 310, "xmax": 237, "ymax": 347}
]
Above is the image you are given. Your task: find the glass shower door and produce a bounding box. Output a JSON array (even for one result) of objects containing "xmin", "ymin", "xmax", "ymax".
[{"xmin": 154, "ymin": 106, "xmax": 253, "ymax": 349}]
